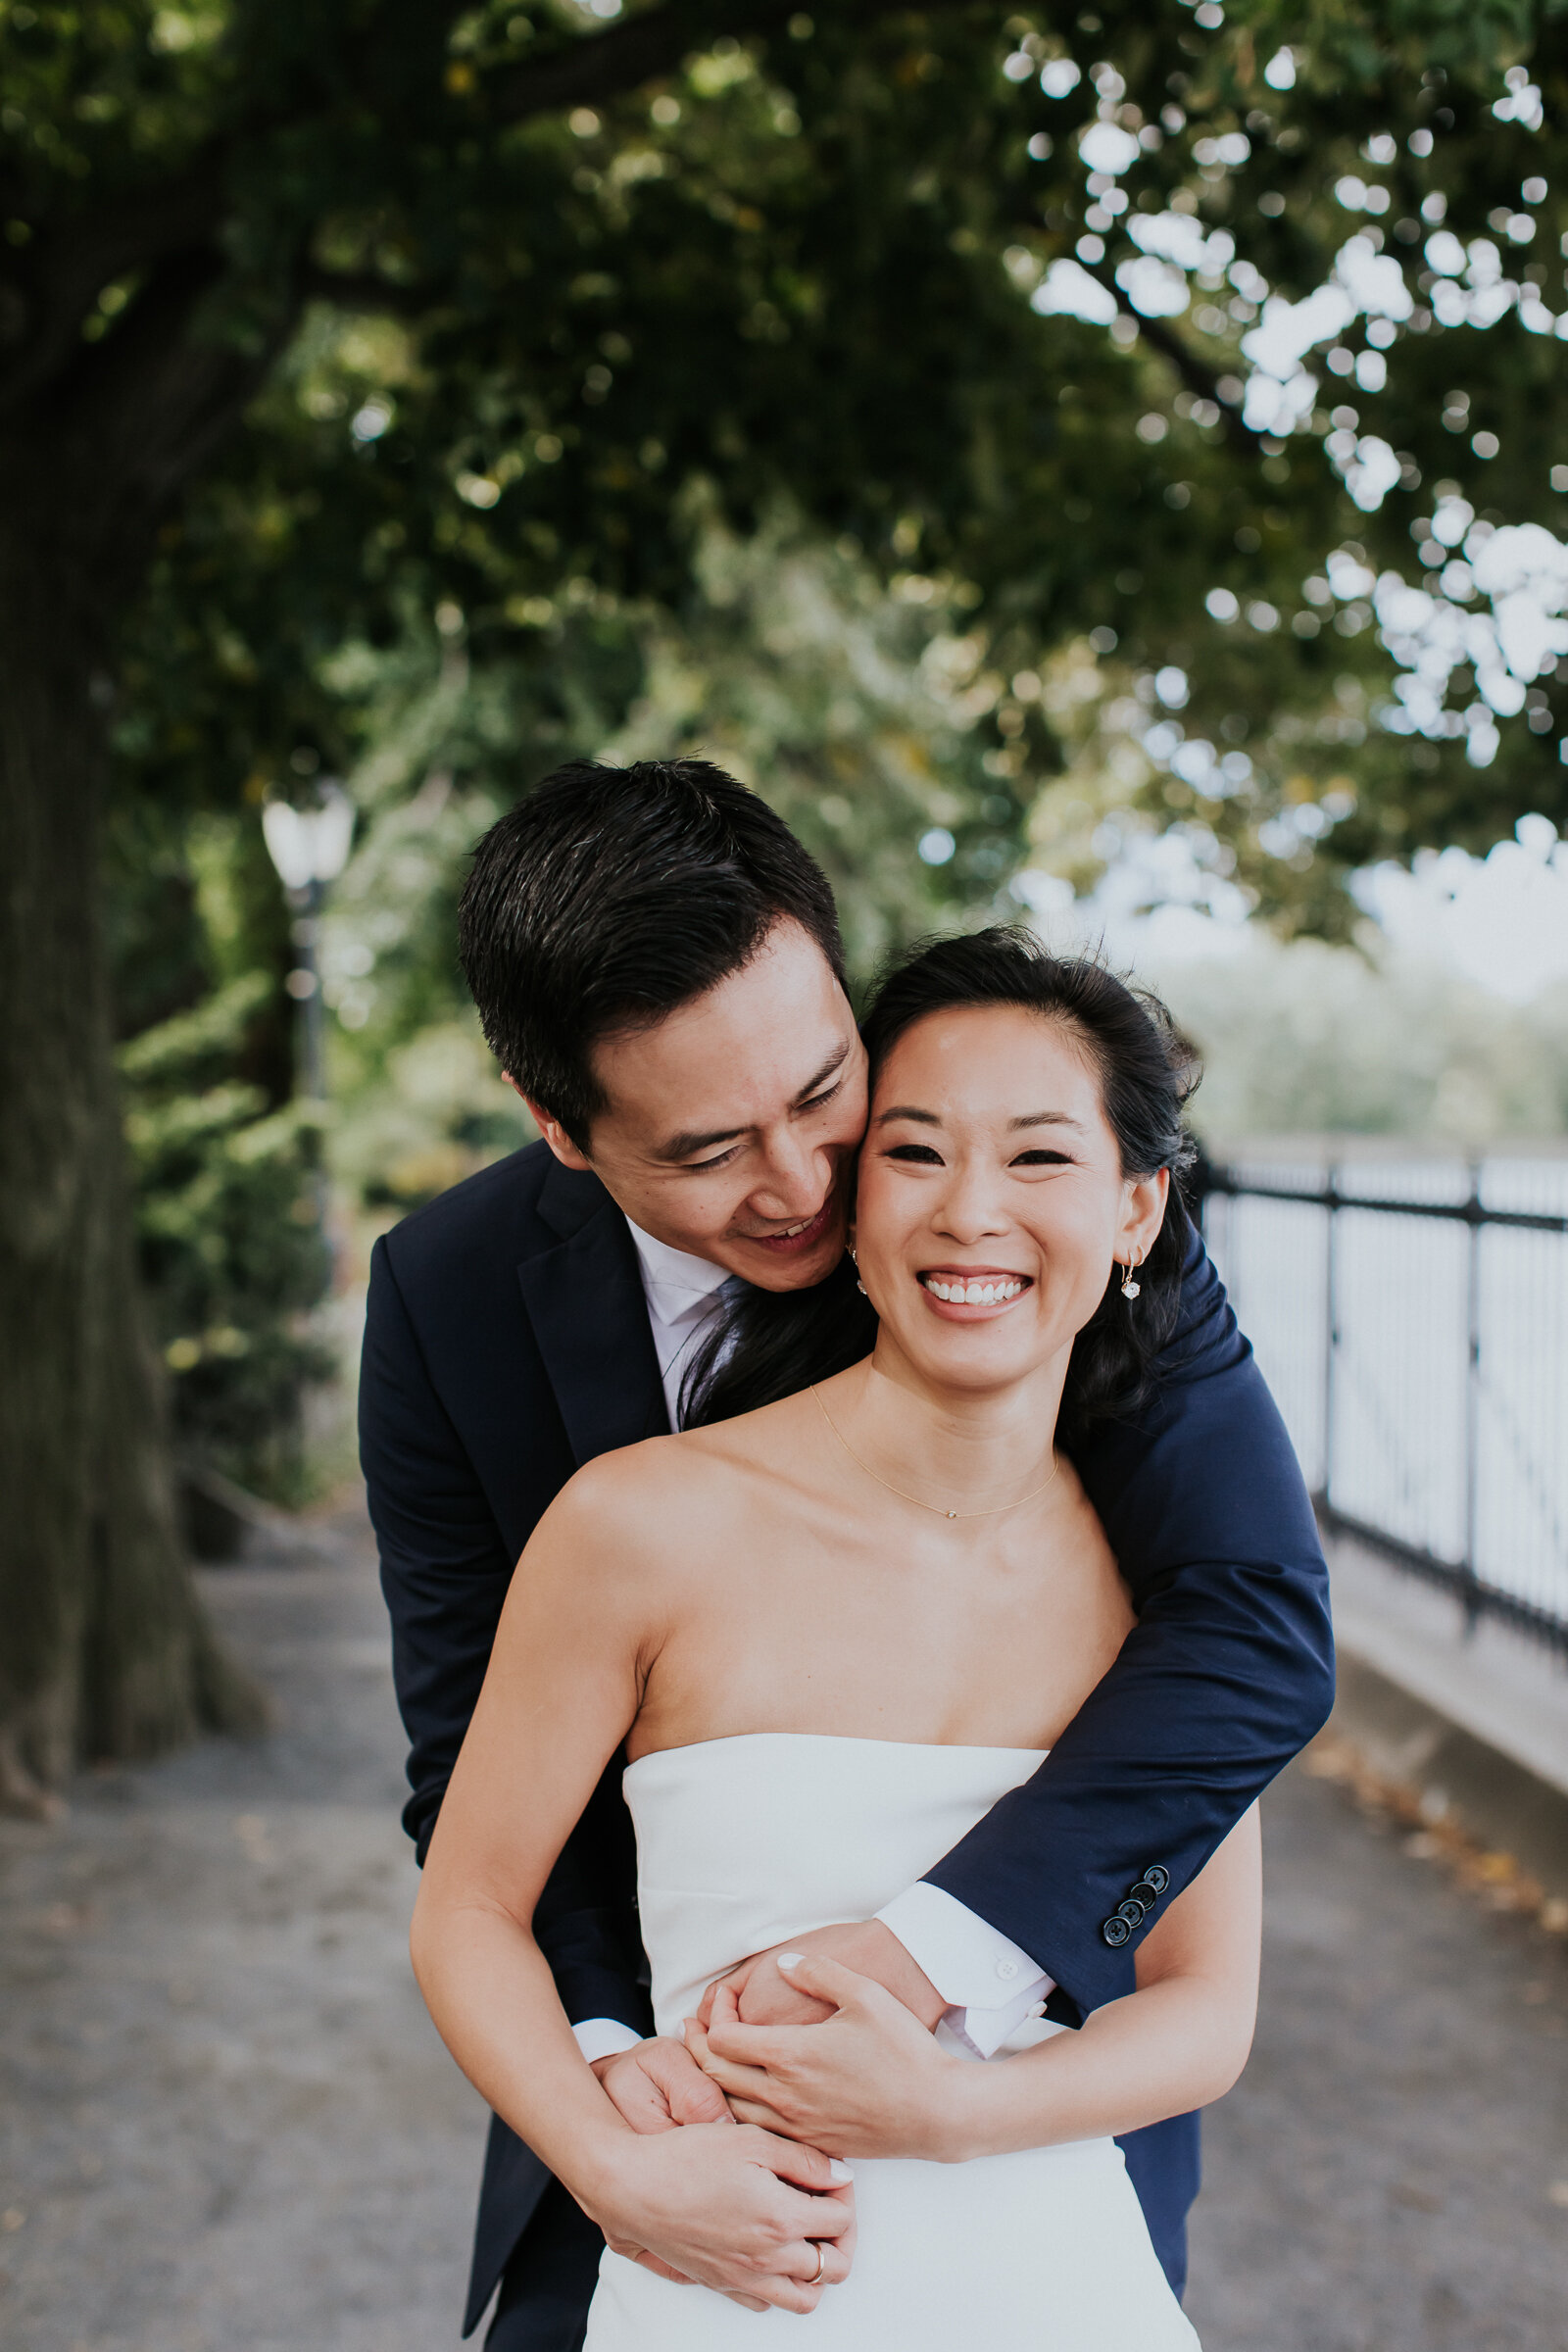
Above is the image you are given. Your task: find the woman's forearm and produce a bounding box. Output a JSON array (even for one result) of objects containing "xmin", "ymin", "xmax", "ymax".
[
  {"xmin": 411, "ymin": 1889, "xmax": 631, "ymax": 2212},
  {"xmin": 693, "ymin": 1935, "xmax": 1253, "ymax": 2167},
  {"xmin": 414, "ymin": 1890, "xmax": 862, "ymax": 2314},
  {"xmin": 939, "ymin": 1972, "xmax": 1252, "ymax": 2162},
  {"xmin": 941, "ymin": 1814, "xmax": 1261, "ymax": 2160}
]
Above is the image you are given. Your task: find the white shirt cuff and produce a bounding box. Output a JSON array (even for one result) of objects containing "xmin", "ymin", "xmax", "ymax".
[
  {"xmin": 876, "ymin": 1882, "xmax": 1054, "ymax": 2061},
  {"xmin": 572, "ymin": 2018, "xmax": 645, "ymax": 2066}
]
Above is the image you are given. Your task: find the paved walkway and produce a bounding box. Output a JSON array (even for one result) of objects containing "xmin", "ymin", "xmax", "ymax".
[
  {"xmin": 1186, "ymin": 1756, "xmax": 1567, "ymax": 2351},
  {"xmin": 2, "ymin": 1504, "xmax": 1564, "ymax": 2352},
  {"xmin": 0, "ymin": 1508, "xmax": 484, "ymax": 2352}
]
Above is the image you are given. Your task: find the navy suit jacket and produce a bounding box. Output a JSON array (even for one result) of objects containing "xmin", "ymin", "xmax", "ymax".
[{"xmin": 361, "ymin": 1141, "xmax": 1333, "ymax": 2346}]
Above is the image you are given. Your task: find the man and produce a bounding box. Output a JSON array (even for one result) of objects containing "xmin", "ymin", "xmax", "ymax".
[{"xmin": 361, "ymin": 758, "xmax": 1333, "ymax": 2349}]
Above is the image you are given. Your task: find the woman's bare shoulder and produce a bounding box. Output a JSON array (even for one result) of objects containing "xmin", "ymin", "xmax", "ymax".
[
  {"xmin": 536, "ymin": 1408, "xmax": 789, "ymax": 1549},
  {"xmin": 526, "ymin": 1393, "xmax": 815, "ymax": 1584},
  {"xmin": 501, "ymin": 1441, "xmax": 706, "ymax": 1648},
  {"xmin": 671, "ymin": 1388, "xmax": 816, "ymax": 1464},
  {"xmin": 541, "ymin": 1433, "xmax": 701, "ymax": 1544}
]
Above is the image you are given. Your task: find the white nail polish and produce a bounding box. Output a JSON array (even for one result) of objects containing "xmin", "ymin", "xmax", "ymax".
[
  {"xmin": 829, "ymin": 2159, "xmax": 853, "ymax": 2182},
  {"xmin": 777, "ymin": 1952, "xmax": 804, "ymax": 1971}
]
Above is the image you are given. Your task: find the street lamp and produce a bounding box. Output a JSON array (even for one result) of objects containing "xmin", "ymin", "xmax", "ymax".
[{"xmin": 261, "ymin": 783, "xmax": 356, "ymax": 1102}]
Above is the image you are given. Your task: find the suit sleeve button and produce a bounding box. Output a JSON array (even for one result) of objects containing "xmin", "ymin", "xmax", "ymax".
[
  {"xmin": 1128, "ymin": 1881, "xmax": 1161, "ymax": 1910},
  {"xmin": 1115, "ymin": 1899, "xmax": 1148, "ymax": 1928},
  {"xmin": 1101, "ymin": 1914, "xmax": 1132, "ymax": 1947},
  {"xmin": 1141, "ymin": 1864, "xmax": 1171, "ymax": 1895}
]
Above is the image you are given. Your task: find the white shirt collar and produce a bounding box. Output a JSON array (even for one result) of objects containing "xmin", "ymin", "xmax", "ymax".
[{"xmin": 624, "ymin": 1215, "xmax": 735, "ymax": 1328}]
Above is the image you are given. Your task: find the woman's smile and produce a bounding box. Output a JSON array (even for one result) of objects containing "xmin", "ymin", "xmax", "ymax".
[{"xmin": 915, "ymin": 1266, "xmax": 1033, "ymax": 1317}]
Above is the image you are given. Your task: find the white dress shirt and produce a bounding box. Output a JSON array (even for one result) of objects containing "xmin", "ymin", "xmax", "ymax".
[
  {"xmin": 626, "ymin": 1215, "xmax": 739, "ymax": 1429},
  {"xmin": 570, "ymin": 1213, "xmax": 1053, "ymax": 2069}
]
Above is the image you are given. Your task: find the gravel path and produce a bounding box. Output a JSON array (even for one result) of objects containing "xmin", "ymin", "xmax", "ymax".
[{"xmin": 1, "ymin": 1501, "xmax": 1564, "ymax": 2352}]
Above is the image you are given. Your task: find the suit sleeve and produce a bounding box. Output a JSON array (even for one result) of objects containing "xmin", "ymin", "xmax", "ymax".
[
  {"xmin": 360, "ymin": 1235, "xmax": 653, "ymax": 2038},
  {"xmin": 922, "ymin": 1217, "xmax": 1334, "ymax": 2017}
]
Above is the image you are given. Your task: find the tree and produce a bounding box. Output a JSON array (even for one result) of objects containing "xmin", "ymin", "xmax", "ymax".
[{"xmin": 2, "ymin": 0, "xmax": 1561, "ymax": 1800}]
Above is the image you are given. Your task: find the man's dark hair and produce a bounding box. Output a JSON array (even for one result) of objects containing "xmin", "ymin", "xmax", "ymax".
[{"xmin": 459, "ymin": 759, "xmax": 846, "ymax": 1149}]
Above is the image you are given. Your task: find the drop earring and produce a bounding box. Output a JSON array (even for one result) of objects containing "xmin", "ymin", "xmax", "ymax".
[
  {"xmin": 850, "ymin": 1246, "xmax": 866, "ymax": 1297},
  {"xmin": 1119, "ymin": 1250, "xmax": 1141, "ymax": 1301}
]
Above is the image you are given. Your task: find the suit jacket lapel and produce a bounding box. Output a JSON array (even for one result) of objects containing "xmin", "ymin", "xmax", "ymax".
[{"xmin": 517, "ymin": 1159, "xmax": 669, "ymax": 1466}]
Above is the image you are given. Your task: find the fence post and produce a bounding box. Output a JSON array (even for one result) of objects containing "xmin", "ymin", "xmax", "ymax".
[
  {"xmin": 1323, "ymin": 1162, "xmax": 1339, "ymax": 1509},
  {"xmin": 1462, "ymin": 1162, "xmax": 1483, "ymax": 1637}
]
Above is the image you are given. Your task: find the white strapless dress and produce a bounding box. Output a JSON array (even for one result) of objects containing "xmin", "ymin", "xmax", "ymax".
[{"xmin": 582, "ymin": 1734, "xmax": 1200, "ymax": 2349}]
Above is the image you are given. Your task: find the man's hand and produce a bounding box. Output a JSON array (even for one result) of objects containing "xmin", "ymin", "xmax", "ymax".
[
  {"xmin": 584, "ymin": 2120, "xmax": 857, "ymax": 2315},
  {"xmin": 688, "ymin": 1955, "xmax": 965, "ymax": 2163},
  {"xmin": 592, "ymin": 2034, "xmax": 736, "ymax": 2135},
  {"xmin": 696, "ymin": 1918, "xmax": 946, "ymax": 2034}
]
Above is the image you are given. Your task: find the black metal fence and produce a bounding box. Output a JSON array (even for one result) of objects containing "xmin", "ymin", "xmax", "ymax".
[{"xmin": 1199, "ymin": 1152, "xmax": 1568, "ymax": 1655}]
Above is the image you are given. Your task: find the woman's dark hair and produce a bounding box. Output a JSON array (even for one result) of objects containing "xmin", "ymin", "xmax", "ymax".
[
  {"xmin": 460, "ymin": 759, "xmax": 846, "ymax": 1150},
  {"xmin": 684, "ymin": 926, "xmax": 1200, "ymax": 1433}
]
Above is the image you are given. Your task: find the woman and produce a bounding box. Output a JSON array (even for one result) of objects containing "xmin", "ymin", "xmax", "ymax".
[{"xmin": 412, "ymin": 930, "xmax": 1259, "ymax": 2347}]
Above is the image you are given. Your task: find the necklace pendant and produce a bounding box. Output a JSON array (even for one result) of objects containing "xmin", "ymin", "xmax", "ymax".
[{"xmin": 948, "ymin": 1510, "xmax": 957, "ymax": 1519}]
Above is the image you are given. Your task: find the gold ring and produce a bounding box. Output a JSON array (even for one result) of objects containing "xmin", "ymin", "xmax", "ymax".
[{"xmin": 807, "ymin": 2241, "xmax": 826, "ymax": 2286}]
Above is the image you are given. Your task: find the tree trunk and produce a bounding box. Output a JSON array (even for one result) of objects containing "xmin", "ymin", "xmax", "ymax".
[{"xmin": 0, "ymin": 534, "xmax": 264, "ymax": 1816}]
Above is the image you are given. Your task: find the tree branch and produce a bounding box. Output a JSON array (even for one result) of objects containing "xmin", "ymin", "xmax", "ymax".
[
  {"xmin": 4, "ymin": 0, "xmax": 983, "ymax": 492},
  {"xmin": 26, "ymin": 245, "xmax": 294, "ymax": 596},
  {"xmin": 4, "ymin": 0, "xmax": 968, "ymax": 419},
  {"xmin": 0, "ymin": 0, "xmax": 450, "ymax": 407},
  {"xmin": 1081, "ymin": 256, "xmax": 1262, "ymax": 456},
  {"xmin": 0, "ymin": 156, "xmax": 229, "ymax": 423},
  {"xmin": 488, "ymin": 0, "xmax": 967, "ymax": 124}
]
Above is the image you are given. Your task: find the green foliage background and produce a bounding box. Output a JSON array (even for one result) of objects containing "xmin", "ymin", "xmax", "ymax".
[
  {"xmin": 108, "ymin": 810, "xmax": 332, "ymax": 1497},
  {"xmin": 15, "ymin": 0, "xmax": 1561, "ymax": 1492}
]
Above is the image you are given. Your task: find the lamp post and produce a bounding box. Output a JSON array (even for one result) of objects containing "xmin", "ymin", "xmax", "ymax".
[{"xmin": 261, "ymin": 783, "xmax": 356, "ymax": 1102}]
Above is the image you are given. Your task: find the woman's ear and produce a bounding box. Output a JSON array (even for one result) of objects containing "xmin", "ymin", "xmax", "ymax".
[{"xmin": 1117, "ymin": 1168, "xmax": 1170, "ymax": 1268}]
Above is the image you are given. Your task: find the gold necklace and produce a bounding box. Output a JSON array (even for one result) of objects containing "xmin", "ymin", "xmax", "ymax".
[{"xmin": 809, "ymin": 1387, "xmax": 1059, "ymax": 1522}]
